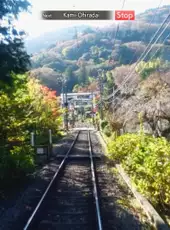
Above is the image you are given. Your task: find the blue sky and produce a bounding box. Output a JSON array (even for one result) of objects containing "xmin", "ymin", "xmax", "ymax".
[{"xmin": 15, "ymin": 0, "xmax": 170, "ymax": 38}]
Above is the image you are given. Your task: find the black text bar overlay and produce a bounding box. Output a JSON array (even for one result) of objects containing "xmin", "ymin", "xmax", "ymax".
[{"xmin": 41, "ymin": 11, "xmax": 113, "ymax": 20}]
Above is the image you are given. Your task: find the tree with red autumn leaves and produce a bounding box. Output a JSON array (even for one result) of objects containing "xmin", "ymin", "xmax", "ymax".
[{"xmin": 27, "ymin": 78, "xmax": 62, "ymax": 134}]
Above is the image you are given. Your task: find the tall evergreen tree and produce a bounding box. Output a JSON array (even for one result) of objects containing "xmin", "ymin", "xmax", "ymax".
[
  {"xmin": 78, "ymin": 62, "xmax": 88, "ymax": 86},
  {"xmin": 0, "ymin": 0, "xmax": 31, "ymax": 86},
  {"xmin": 64, "ymin": 66, "xmax": 77, "ymax": 92}
]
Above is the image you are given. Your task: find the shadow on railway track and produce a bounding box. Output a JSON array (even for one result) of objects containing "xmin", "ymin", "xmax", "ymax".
[
  {"xmin": 0, "ymin": 132, "xmax": 153, "ymax": 230},
  {"xmin": 2, "ymin": 160, "xmax": 153, "ymax": 230},
  {"xmin": 29, "ymin": 169, "xmax": 150, "ymax": 230}
]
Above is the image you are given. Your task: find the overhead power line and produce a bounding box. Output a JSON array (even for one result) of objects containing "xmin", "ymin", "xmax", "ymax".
[
  {"xmin": 149, "ymin": 32, "xmax": 170, "ymax": 61},
  {"xmin": 129, "ymin": 0, "xmax": 164, "ymax": 65},
  {"xmin": 104, "ymin": 12, "xmax": 170, "ymax": 101},
  {"xmin": 103, "ymin": 18, "xmax": 170, "ymax": 107},
  {"xmin": 108, "ymin": 30, "xmax": 170, "ymax": 111},
  {"xmin": 105, "ymin": 0, "xmax": 164, "ymax": 104},
  {"xmin": 96, "ymin": 2, "xmax": 169, "ymax": 111},
  {"xmin": 101, "ymin": 0, "xmax": 167, "ymax": 107},
  {"xmin": 118, "ymin": 36, "xmax": 170, "ymax": 122},
  {"xmin": 104, "ymin": 0, "xmax": 165, "ymax": 104}
]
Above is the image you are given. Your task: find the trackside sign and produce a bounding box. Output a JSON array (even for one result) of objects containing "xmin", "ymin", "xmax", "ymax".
[{"xmin": 115, "ymin": 10, "xmax": 135, "ymax": 20}]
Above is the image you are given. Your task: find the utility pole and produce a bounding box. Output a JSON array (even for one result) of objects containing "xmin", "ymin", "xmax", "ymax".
[
  {"xmin": 61, "ymin": 75, "xmax": 65, "ymax": 129},
  {"xmin": 60, "ymin": 73, "xmax": 68, "ymax": 131},
  {"xmin": 65, "ymin": 82, "xmax": 69, "ymax": 131},
  {"xmin": 98, "ymin": 70, "xmax": 104, "ymax": 120},
  {"xmin": 91, "ymin": 91, "xmax": 95, "ymax": 126},
  {"xmin": 157, "ymin": 101, "xmax": 162, "ymax": 137}
]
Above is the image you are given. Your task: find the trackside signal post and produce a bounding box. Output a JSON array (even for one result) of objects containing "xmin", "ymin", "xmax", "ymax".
[{"xmin": 30, "ymin": 130, "xmax": 53, "ymax": 163}]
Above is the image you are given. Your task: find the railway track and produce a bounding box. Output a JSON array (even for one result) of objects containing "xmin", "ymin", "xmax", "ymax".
[{"xmin": 23, "ymin": 130, "xmax": 103, "ymax": 230}]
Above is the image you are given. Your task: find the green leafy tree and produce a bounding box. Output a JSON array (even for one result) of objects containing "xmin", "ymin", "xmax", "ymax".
[
  {"xmin": 107, "ymin": 132, "xmax": 170, "ymax": 208},
  {"xmin": 72, "ymin": 84, "xmax": 80, "ymax": 93},
  {"xmin": 136, "ymin": 58, "xmax": 163, "ymax": 80},
  {"xmin": 0, "ymin": 73, "xmax": 62, "ymax": 181},
  {"xmin": 62, "ymin": 47, "xmax": 71, "ymax": 58}
]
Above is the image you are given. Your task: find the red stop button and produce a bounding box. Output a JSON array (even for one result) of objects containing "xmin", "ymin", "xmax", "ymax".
[{"xmin": 115, "ymin": 10, "xmax": 135, "ymax": 20}]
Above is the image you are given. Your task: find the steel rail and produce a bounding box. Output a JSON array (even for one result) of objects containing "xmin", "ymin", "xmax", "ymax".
[
  {"xmin": 23, "ymin": 130, "xmax": 80, "ymax": 230},
  {"xmin": 88, "ymin": 131, "xmax": 103, "ymax": 230}
]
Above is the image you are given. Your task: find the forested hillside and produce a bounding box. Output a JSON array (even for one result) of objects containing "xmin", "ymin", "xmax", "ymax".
[{"xmin": 29, "ymin": 5, "xmax": 170, "ymax": 94}]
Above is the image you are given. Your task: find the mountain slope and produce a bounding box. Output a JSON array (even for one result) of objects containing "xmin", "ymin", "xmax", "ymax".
[
  {"xmin": 28, "ymin": 5, "xmax": 170, "ymax": 94},
  {"xmin": 25, "ymin": 25, "xmax": 92, "ymax": 54}
]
